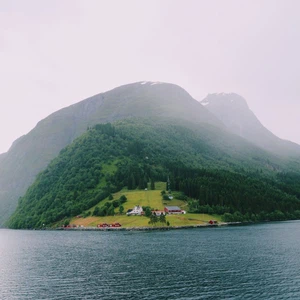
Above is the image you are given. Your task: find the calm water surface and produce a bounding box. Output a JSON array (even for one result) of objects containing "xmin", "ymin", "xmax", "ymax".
[{"xmin": 1, "ymin": 221, "xmax": 300, "ymax": 299}]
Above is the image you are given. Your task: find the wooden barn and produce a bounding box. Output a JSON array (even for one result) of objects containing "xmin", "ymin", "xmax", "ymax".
[{"xmin": 164, "ymin": 206, "xmax": 185, "ymax": 214}]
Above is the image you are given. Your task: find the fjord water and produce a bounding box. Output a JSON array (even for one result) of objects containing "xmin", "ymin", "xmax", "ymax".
[{"xmin": 1, "ymin": 222, "xmax": 300, "ymax": 300}]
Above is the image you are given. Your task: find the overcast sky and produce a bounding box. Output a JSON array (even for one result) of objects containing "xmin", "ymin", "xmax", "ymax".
[{"xmin": 0, "ymin": 0, "xmax": 299, "ymax": 154}]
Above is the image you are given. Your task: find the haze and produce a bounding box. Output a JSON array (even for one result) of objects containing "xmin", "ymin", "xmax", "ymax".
[{"xmin": 0, "ymin": 0, "xmax": 299, "ymax": 154}]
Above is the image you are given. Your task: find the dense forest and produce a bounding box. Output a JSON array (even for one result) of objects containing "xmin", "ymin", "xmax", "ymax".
[
  {"xmin": 167, "ymin": 165, "xmax": 300, "ymax": 222},
  {"xmin": 8, "ymin": 119, "xmax": 300, "ymax": 229}
]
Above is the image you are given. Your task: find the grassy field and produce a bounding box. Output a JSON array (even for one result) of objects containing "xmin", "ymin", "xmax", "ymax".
[
  {"xmin": 71, "ymin": 213, "xmax": 222, "ymax": 228},
  {"xmin": 96, "ymin": 161, "xmax": 119, "ymax": 189},
  {"xmin": 70, "ymin": 182, "xmax": 222, "ymax": 228},
  {"xmin": 114, "ymin": 189, "xmax": 166, "ymax": 211}
]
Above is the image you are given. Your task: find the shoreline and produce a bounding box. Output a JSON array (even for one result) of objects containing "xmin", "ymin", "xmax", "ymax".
[{"xmin": 54, "ymin": 222, "xmax": 242, "ymax": 231}]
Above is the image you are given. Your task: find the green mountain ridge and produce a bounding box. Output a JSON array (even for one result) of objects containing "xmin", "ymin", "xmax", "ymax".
[{"xmin": 8, "ymin": 119, "xmax": 300, "ymax": 229}]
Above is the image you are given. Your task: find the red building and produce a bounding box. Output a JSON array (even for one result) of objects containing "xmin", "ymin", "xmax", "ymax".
[
  {"xmin": 97, "ymin": 223, "xmax": 109, "ymax": 228},
  {"xmin": 164, "ymin": 206, "xmax": 184, "ymax": 214},
  {"xmin": 110, "ymin": 222, "xmax": 122, "ymax": 227},
  {"xmin": 208, "ymin": 220, "xmax": 218, "ymax": 225}
]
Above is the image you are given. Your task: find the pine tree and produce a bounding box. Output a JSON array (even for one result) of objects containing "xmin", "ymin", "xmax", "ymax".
[
  {"xmin": 159, "ymin": 214, "xmax": 166, "ymax": 224},
  {"xmin": 150, "ymin": 178, "xmax": 155, "ymax": 190}
]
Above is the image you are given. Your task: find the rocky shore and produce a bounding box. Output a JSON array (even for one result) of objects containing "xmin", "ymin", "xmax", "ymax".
[{"xmin": 56, "ymin": 222, "xmax": 242, "ymax": 231}]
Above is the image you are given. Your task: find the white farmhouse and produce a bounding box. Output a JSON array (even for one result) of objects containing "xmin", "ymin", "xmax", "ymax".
[{"xmin": 126, "ymin": 205, "xmax": 143, "ymax": 216}]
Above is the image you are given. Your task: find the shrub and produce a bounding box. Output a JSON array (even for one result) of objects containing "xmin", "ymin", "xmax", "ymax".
[
  {"xmin": 119, "ymin": 195, "xmax": 127, "ymax": 204},
  {"xmin": 163, "ymin": 194, "xmax": 170, "ymax": 200}
]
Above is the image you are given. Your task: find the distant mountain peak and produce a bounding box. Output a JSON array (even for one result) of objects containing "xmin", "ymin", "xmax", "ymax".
[
  {"xmin": 201, "ymin": 93, "xmax": 249, "ymax": 110},
  {"xmin": 201, "ymin": 92, "xmax": 300, "ymax": 157}
]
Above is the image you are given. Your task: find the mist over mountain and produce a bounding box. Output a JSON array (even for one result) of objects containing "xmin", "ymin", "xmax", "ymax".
[
  {"xmin": 0, "ymin": 153, "xmax": 5, "ymax": 162},
  {"xmin": 201, "ymin": 93, "xmax": 300, "ymax": 157},
  {"xmin": 1, "ymin": 82, "xmax": 300, "ymax": 227},
  {"xmin": 0, "ymin": 82, "xmax": 222, "ymax": 225}
]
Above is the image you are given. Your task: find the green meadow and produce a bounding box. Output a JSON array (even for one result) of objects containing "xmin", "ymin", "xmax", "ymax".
[{"xmin": 70, "ymin": 182, "xmax": 221, "ymax": 228}]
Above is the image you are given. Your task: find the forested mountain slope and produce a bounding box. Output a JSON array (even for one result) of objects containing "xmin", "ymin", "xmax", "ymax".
[
  {"xmin": 8, "ymin": 120, "xmax": 300, "ymax": 229},
  {"xmin": 0, "ymin": 82, "xmax": 222, "ymax": 226},
  {"xmin": 201, "ymin": 93, "xmax": 300, "ymax": 157},
  {"xmin": 2, "ymin": 82, "xmax": 300, "ymax": 227}
]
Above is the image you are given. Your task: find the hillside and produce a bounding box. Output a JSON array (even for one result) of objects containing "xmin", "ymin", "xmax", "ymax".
[
  {"xmin": 8, "ymin": 120, "xmax": 300, "ymax": 229},
  {"xmin": 2, "ymin": 82, "xmax": 300, "ymax": 226},
  {"xmin": 201, "ymin": 93, "xmax": 300, "ymax": 157},
  {"xmin": 0, "ymin": 82, "xmax": 222, "ymax": 226},
  {"xmin": 68, "ymin": 183, "xmax": 221, "ymax": 228},
  {"xmin": 0, "ymin": 153, "xmax": 5, "ymax": 161}
]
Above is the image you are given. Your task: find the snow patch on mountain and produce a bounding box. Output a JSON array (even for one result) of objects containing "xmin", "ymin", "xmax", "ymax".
[{"xmin": 140, "ymin": 81, "xmax": 163, "ymax": 86}]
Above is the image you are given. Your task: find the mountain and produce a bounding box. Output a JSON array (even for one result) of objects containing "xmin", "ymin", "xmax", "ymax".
[
  {"xmin": 0, "ymin": 153, "xmax": 5, "ymax": 162},
  {"xmin": 201, "ymin": 93, "xmax": 300, "ymax": 157},
  {"xmin": 8, "ymin": 120, "xmax": 300, "ymax": 229},
  {"xmin": 2, "ymin": 82, "xmax": 300, "ymax": 227},
  {"xmin": 0, "ymin": 81, "xmax": 222, "ymax": 226}
]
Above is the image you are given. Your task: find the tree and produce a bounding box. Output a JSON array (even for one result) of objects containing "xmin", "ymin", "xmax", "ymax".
[
  {"xmin": 119, "ymin": 195, "xmax": 127, "ymax": 203},
  {"xmin": 159, "ymin": 214, "xmax": 166, "ymax": 224},
  {"xmin": 93, "ymin": 206, "xmax": 100, "ymax": 216},
  {"xmin": 148, "ymin": 214, "xmax": 158, "ymax": 225},
  {"xmin": 128, "ymin": 173, "xmax": 136, "ymax": 190},
  {"xmin": 98, "ymin": 207, "xmax": 107, "ymax": 216},
  {"xmin": 223, "ymin": 213, "xmax": 233, "ymax": 222},
  {"xmin": 150, "ymin": 178, "xmax": 155, "ymax": 190},
  {"xmin": 107, "ymin": 206, "xmax": 115, "ymax": 216},
  {"xmin": 145, "ymin": 207, "xmax": 152, "ymax": 217},
  {"xmin": 119, "ymin": 205, "xmax": 124, "ymax": 214},
  {"xmin": 138, "ymin": 177, "xmax": 145, "ymax": 189},
  {"xmin": 112, "ymin": 200, "xmax": 119, "ymax": 208},
  {"xmin": 163, "ymin": 194, "xmax": 169, "ymax": 200}
]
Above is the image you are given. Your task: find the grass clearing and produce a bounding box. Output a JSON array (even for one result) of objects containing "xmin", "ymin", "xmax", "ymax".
[
  {"xmin": 97, "ymin": 181, "xmax": 185, "ymax": 212},
  {"xmin": 96, "ymin": 160, "xmax": 119, "ymax": 189},
  {"xmin": 72, "ymin": 215, "xmax": 150, "ymax": 228},
  {"xmin": 115, "ymin": 189, "xmax": 165, "ymax": 211},
  {"xmin": 165, "ymin": 213, "xmax": 222, "ymax": 226},
  {"xmin": 71, "ymin": 213, "xmax": 221, "ymax": 228},
  {"xmin": 69, "ymin": 181, "xmax": 222, "ymax": 228}
]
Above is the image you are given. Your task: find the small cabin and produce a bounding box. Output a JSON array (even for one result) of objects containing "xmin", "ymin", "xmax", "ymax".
[{"xmin": 208, "ymin": 220, "xmax": 218, "ymax": 225}]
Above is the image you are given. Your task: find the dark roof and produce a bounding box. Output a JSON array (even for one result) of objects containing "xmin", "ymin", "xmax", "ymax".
[{"xmin": 165, "ymin": 206, "xmax": 181, "ymax": 210}]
